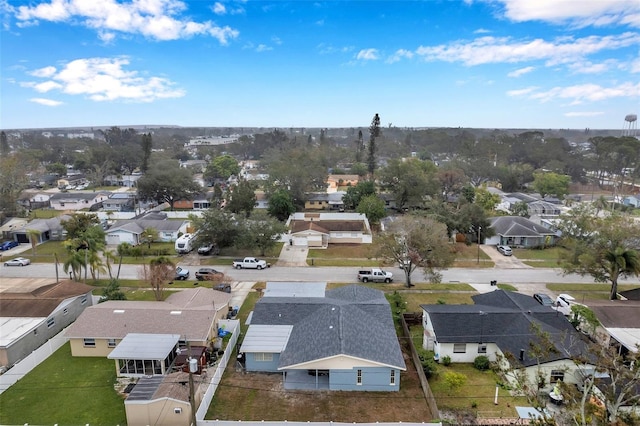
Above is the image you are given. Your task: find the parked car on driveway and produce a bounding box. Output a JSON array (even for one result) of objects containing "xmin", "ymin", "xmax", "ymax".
[
  {"xmin": 174, "ymin": 267, "xmax": 190, "ymax": 280},
  {"xmin": 533, "ymin": 293, "xmax": 554, "ymax": 306},
  {"xmin": 0, "ymin": 241, "xmax": 19, "ymax": 251},
  {"xmin": 197, "ymin": 244, "xmax": 219, "ymax": 255},
  {"xmin": 195, "ymin": 268, "xmax": 224, "ymax": 281},
  {"xmin": 497, "ymin": 245, "xmax": 512, "ymax": 256},
  {"xmin": 4, "ymin": 257, "xmax": 31, "ymax": 267}
]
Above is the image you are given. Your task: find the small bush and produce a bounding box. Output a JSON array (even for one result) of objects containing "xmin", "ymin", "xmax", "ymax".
[
  {"xmin": 471, "ymin": 401, "xmax": 478, "ymax": 408},
  {"xmin": 422, "ymin": 357, "xmax": 439, "ymax": 379},
  {"xmin": 473, "ymin": 355, "xmax": 490, "ymax": 371},
  {"xmin": 441, "ymin": 355, "xmax": 451, "ymax": 366}
]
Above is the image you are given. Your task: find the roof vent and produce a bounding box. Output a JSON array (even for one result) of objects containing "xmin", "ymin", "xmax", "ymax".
[
  {"xmin": 329, "ymin": 325, "xmax": 333, "ymax": 329},
  {"xmin": 170, "ymin": 311, "xmax": 182, "ymax": 315},
  {"xmin": 113, "ymin": 309, "xmax": 125, "ymax": 314},
  {"xmin": 519, "ymin": 349, "xmax": 525, "ymax": 361}
]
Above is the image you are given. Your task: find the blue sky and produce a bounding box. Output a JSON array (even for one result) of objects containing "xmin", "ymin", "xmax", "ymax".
[{"xmin": 1, "ymin": 0, "xmax": 639, "ymax": 130}]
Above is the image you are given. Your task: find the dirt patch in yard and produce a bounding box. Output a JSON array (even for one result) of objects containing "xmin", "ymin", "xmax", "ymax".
[{"xmin": 206, "ymin": 348, "xmax": 433, "ymax": 422}]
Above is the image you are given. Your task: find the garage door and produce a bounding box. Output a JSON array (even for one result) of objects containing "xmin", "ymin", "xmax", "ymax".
[{"xmin": 106, "ymin": 234, "xmax": 121, "ymax": 245}]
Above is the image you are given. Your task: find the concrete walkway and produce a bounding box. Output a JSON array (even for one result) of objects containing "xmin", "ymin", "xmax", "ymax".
[{"xmin": 479, "ymin": 244, "xmax": 532, "ymax": 269}]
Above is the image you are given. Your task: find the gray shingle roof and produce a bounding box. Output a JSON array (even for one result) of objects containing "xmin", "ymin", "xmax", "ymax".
[
  {"xmin": 250, "ymin": 284, "xmax": 405, "ymax": 370},
  {"xmin": 107, "ymin": 219, "xmax": 185, "ymax": 234},
  {"xmin": 421, "ymin": 289, "xmax": 589, "ymax": 367},
  {"xmin": 489, "ymin": 216, "xmax": 556, "ymax": 237}
]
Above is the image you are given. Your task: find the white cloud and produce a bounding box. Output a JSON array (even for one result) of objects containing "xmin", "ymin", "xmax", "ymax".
[
  {"xmin": 494, "ymin": 0, "xmax": 640, "ymax": 28},
  {"xmin": 256, "ymin": 44, "xmax": 272, "ymax": 52},
  {"xmin": 30, "ymin": 97, "xmax": 63, "ymax": 106},
  {"xmin": 506, "ymin": 86, "xmax": 538, "ymax": 97},
  {"xmin": 567, "ymin": 59, "xmax": 617, "ymax": 74},
  {"xmin": 29, "ymin": 65, "xmax": 57, "ymax": 78},
  {"xmin": 356, "ymin": 48, "xmax": 379, "ymax": 61},
  {"xmin": 507, "ymin": 66, "xmax": 534, "ymax": 77},
  {"xmin": 14, "ymin": 0, "xmax": 239, "ymax": 44},
  {"xmin": 565, "ymin": 111, "xmax": 604, "ymax": 117},
  {"xmin": 212, "ymin": 2, "xmax": 226, "ymax": 15},
  {"xmin": 415, "ymin": 33, "xmax": 640, "ymax": 66},
  {"xmin": 23, "ymin": 57, "xmax": 185, "ymax": 102},
  {"xmin": 513, "ymin": 82, "xmax": 640, "ymax": 104},
  {"xmin": 631, "ymin": 57, "xmax": 640, "ymax": 73},
  {"xmin": 386, "ymin": 49, "xmax": 414, "ymax": 64},
  {"xmin": 271, "ymin": 36, "xmax": 282, "ymax": 45}
]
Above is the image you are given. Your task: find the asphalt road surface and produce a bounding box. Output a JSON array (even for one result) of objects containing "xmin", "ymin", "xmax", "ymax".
[{"xmin": 3, "ymin": 262, "xmax": 639, "ymax": 289}]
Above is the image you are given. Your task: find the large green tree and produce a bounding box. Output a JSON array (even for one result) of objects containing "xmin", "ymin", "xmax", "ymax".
[
  {"xmin": 342, "ymin": 180, "xmax": 376, "ymax": 210},
  {"xmin": 190, "ymin": 208, "xmax": 242, "ymax": 249},
  {"xmin": 379, "ymin": 158, "xmax": 438, "ymax": 210},
  {"xmin": 226, "ymin": 179, "xmax": 256, "ymax": 218},
  {"xmin": 204, "ymin": 154, "xmax": 241, "ymax": 181},
  {"xmin": 367, "ymin": 113, "xmax": 381, "ymax": 175},
  {"xmin": 532, "ymin": 171, "xmax": 571, "ymax": 199},
  {"xmin": 267, "ymin": 189, "xmax": 296, "ymax": 221},
  {"xmin": 356, "ymin": 194, "xmax": 386, "ymax": 225},
  {"xmin": 140, "ymin": 133, "xmax": 153, "ymax": 173},
  {"xmin": 137, "ymin": 159, "xmax": 201, "ymax": 210},
  {"xmin": 0, "ymin": 153, "xmax": 34, "ymax": 216},
  {"xmin": 237, "ymin": 211, "xmax": 288, "ymax": 256},
  {"xmin": 375, "ymin": 215, "xmax": 455, "ymax": 287},
  {"xmin": 560, "ymin": 213, "xmax": 640, "ymax": 300}
]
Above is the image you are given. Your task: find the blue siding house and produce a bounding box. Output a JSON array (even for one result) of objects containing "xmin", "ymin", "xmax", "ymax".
[{"xmin": 240, "ymin": 283, "xmax": 406, "ymax": 392}]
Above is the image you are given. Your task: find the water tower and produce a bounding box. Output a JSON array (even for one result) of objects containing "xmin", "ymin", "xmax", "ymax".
[{"xmin": 622, "ymin": 114, "xmax": 637, "ymax": 137}]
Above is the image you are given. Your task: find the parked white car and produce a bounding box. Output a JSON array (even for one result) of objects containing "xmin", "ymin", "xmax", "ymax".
[{"xmin": 4, "ymin": 257, "xmax": 31, "ymax": 267}]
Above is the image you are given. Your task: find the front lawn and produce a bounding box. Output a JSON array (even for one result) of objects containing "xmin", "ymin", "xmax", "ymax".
[{"xmin": 0, "ymin": 343, "xmax": 126, "ymax": 426}]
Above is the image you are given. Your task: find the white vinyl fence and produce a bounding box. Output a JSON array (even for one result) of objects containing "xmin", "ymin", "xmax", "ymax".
[
  {"xmin": 0, "ymin": 328, "xmax": 69, "ymax": 393},
  {"xmin": 196, "ymin": 319, "xmax": 241, "ymax": 422}
]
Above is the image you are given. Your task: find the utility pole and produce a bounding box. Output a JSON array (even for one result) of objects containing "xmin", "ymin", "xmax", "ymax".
[{"xmin": 476, "ymin": 226, "xmax": 482, "ymax": 264}]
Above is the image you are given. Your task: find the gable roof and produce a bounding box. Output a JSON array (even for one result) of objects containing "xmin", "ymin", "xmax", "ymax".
[
  {"xmin": 619, "ymin": 287, "xmax": 640, "ymax": 301},
  {"xmin": 107, "ymin": 219, "xmax": 185, "ymax": 235},
  {"xmin": 421, "ymin": 289, "xmax": 589, "ymax": 367},
  {"xmin": 50, "ymin": 192, "xmax": 110, "ymax": 202},
  {"xmin": 489, "ymin": 216, "xmax": 556, "ymax": 237},
  {"xmin": 64, "ymin": 288, "xmax": 231, "ymax": 341},
  {"xmin": 247, "ymin": 284, "xmax": 405, "ymax": 370},
  {"xmin": 290, "ymin": 220, "xmax": 365, "ymax": 233},
  {"xmin": 0, "ymin": 280, "xmax": 93, "ymax": 317}
]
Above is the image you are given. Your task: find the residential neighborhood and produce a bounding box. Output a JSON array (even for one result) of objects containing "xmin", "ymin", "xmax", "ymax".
[{"xmin": 2, "ymin": 123, "xmax": 640, "ymax": 426}]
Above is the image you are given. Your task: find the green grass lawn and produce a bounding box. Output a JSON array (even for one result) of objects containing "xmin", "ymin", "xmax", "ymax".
[
  {"xmin": 428, "ymin": 363, "xmax": 528, "ymax": 416},
  {"xmin": 514, "ymin": 247, "xmax": 567, "ymax": 268},
  {"xmin": 0, "ymin": 343, "xmax": 126, "ymax": 426}
]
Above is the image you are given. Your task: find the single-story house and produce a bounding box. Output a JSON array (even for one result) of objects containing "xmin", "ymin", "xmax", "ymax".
[
  {"xmin": 304, "ymin": 192, "xmax": 345, "ymax": 211},
  {"xmin": 49, "ymin": 192, "xmax": 110, "ymax": 211},
  {"xmin": 0, "ymin": 218, "xmax": 28, "ymax": 241},
  {"xmin": 327, "ymin": 174, "xmax": 359, "ymax": 193},
  {"xmin": 57, "ymin": 174, "xmax": 86, "ymax": 189},
  {"xmin": 240, "ymin": 282, "xmax": 406, "ymax": 391},
  {"xmin": 421, "ymin": 290, "xmax": 592, "ymax": 393},
  {"xmin": 102, "ymin": 196, "xmax": 135, "ymax": 212},
  {"xmin": 10, "ymin": 214, "xmax": 71, "ymax": 243},
  {"xmin": 64, "ymin": 287, "xmax": 231, "ymax": 364},
  {"xmin": 487, "ymin": 216, "xmax": 558, "ymax": 248},
  {"xmin": 104, "ymin": 173, "xmax": 142, "ymax": 188},
  {"xmin": 583, "ymin": 299, "xmax": 640, "ymax": 354},
  {"xmin": 192, "ymin": 193, "xmax": 213, "ymax": 210},
  {"xmin": 527, "ymin": 201, "xmax": 562, "ymax": 216},
  {"xmin": 17, "ymin": 192, "xmax": 52, "ymax": 210},
  {"xmin": 286, "ymin": 212, "xmax": 372, "ymax": 247},
  {"xmin": 105, "ymin": 219, "xmax": 189, "ymax": 245},
  {"xmin": 0, "ymin": 279, "xmax": 94, "ymax": 368}
]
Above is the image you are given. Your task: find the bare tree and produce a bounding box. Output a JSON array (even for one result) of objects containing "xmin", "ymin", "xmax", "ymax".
[{"xmin": 139, "ymin": 256, "xmax": 174, "ymax": 301}]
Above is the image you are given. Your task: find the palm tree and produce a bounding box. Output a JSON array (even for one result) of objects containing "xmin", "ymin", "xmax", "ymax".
[
  {"xmin": 26, "ymin": 229, "xmax": 40, "ymax": 256},
  {"xmin": 604, "ymin": 247, "xmax": 640, "ymax": 300},
  {"xmin": 63, "ymin": 250, "xmax": 84, "ymax": 281}
]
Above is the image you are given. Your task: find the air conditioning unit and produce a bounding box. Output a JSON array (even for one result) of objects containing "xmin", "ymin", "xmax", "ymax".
[{"xmin": 174, "ymin": 408, "xmax": 182, "ymax": 414}]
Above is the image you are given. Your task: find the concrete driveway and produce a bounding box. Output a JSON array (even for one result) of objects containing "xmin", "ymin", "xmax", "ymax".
[{"xmin": 480, "ymin": 244, "xmax": 532, "ymax": 269}]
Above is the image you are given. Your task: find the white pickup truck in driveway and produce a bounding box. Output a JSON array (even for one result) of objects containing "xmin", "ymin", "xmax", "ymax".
[
  {"xmin": 357, "ymin": 268, "xmax": 393, "ymax": 283},
  {"xmin": 233, "ymin": 257, "xmax": 269, "ymax": 269}
]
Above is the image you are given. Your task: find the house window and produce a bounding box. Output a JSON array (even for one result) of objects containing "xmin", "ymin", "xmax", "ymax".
[
  {"xmin": 63, "ymin": 308, "xmax": 68, "ymax": 316},
  {"xmin": 46, "ymin": 318, "xmax": 55, "ymax": 328},
  {"xmin": 83, "ymin": 338, "xmax": 96, "ymax": 348},
  {"xmin": 478, "ymin": 344, "xmax": 487, "ymax": 354},
  {"xmin": 356, "ymin": 369, "xmax": 362, "ymax": 385},
  {"xmin": 80, "ymin": 296, "xmax": 87, "ymax": 305},
  {"xmin": 453, "ymin": 343, "xmax": 466, "ymax": 353},
  {"xmin": 108, "ymin": 339, "xmax": 117, "ymax": 348},
  {"xmin": 34, "ymin": 329, "xmax": 38, "ymax": 336},
  {"xmin": 550, "ymin": 370, "xmax": 565, "ymax": 383},
  {"xmin": 254, "ymin": 353, "xmax": 273, "ymax": 362},
  {"xmin": 390, "ymin": 370, "xmax": 396, "ymax": 385},
  {"xmin": 60, "ymin": 203, "xmax": 65, "ymax": 207}
]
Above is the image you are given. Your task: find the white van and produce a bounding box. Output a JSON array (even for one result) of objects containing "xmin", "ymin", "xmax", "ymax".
[{"xmin": 175, "ymin": 233, "xmax": 195, "ymax": 254}]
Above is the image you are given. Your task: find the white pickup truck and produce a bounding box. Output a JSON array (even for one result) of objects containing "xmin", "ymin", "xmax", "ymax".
[
  {"xmin": 357, "ymin": 268, "xmax": 393, "ymax": 283},
  {"xmin": 233, "ymin": 257, "xmax": 269, "ymax": 270}
]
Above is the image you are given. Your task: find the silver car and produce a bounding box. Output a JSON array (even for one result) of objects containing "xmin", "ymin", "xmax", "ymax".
[{"xmin": 4, "ymin": 257, "xmax": 31, "ymax": 266}]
